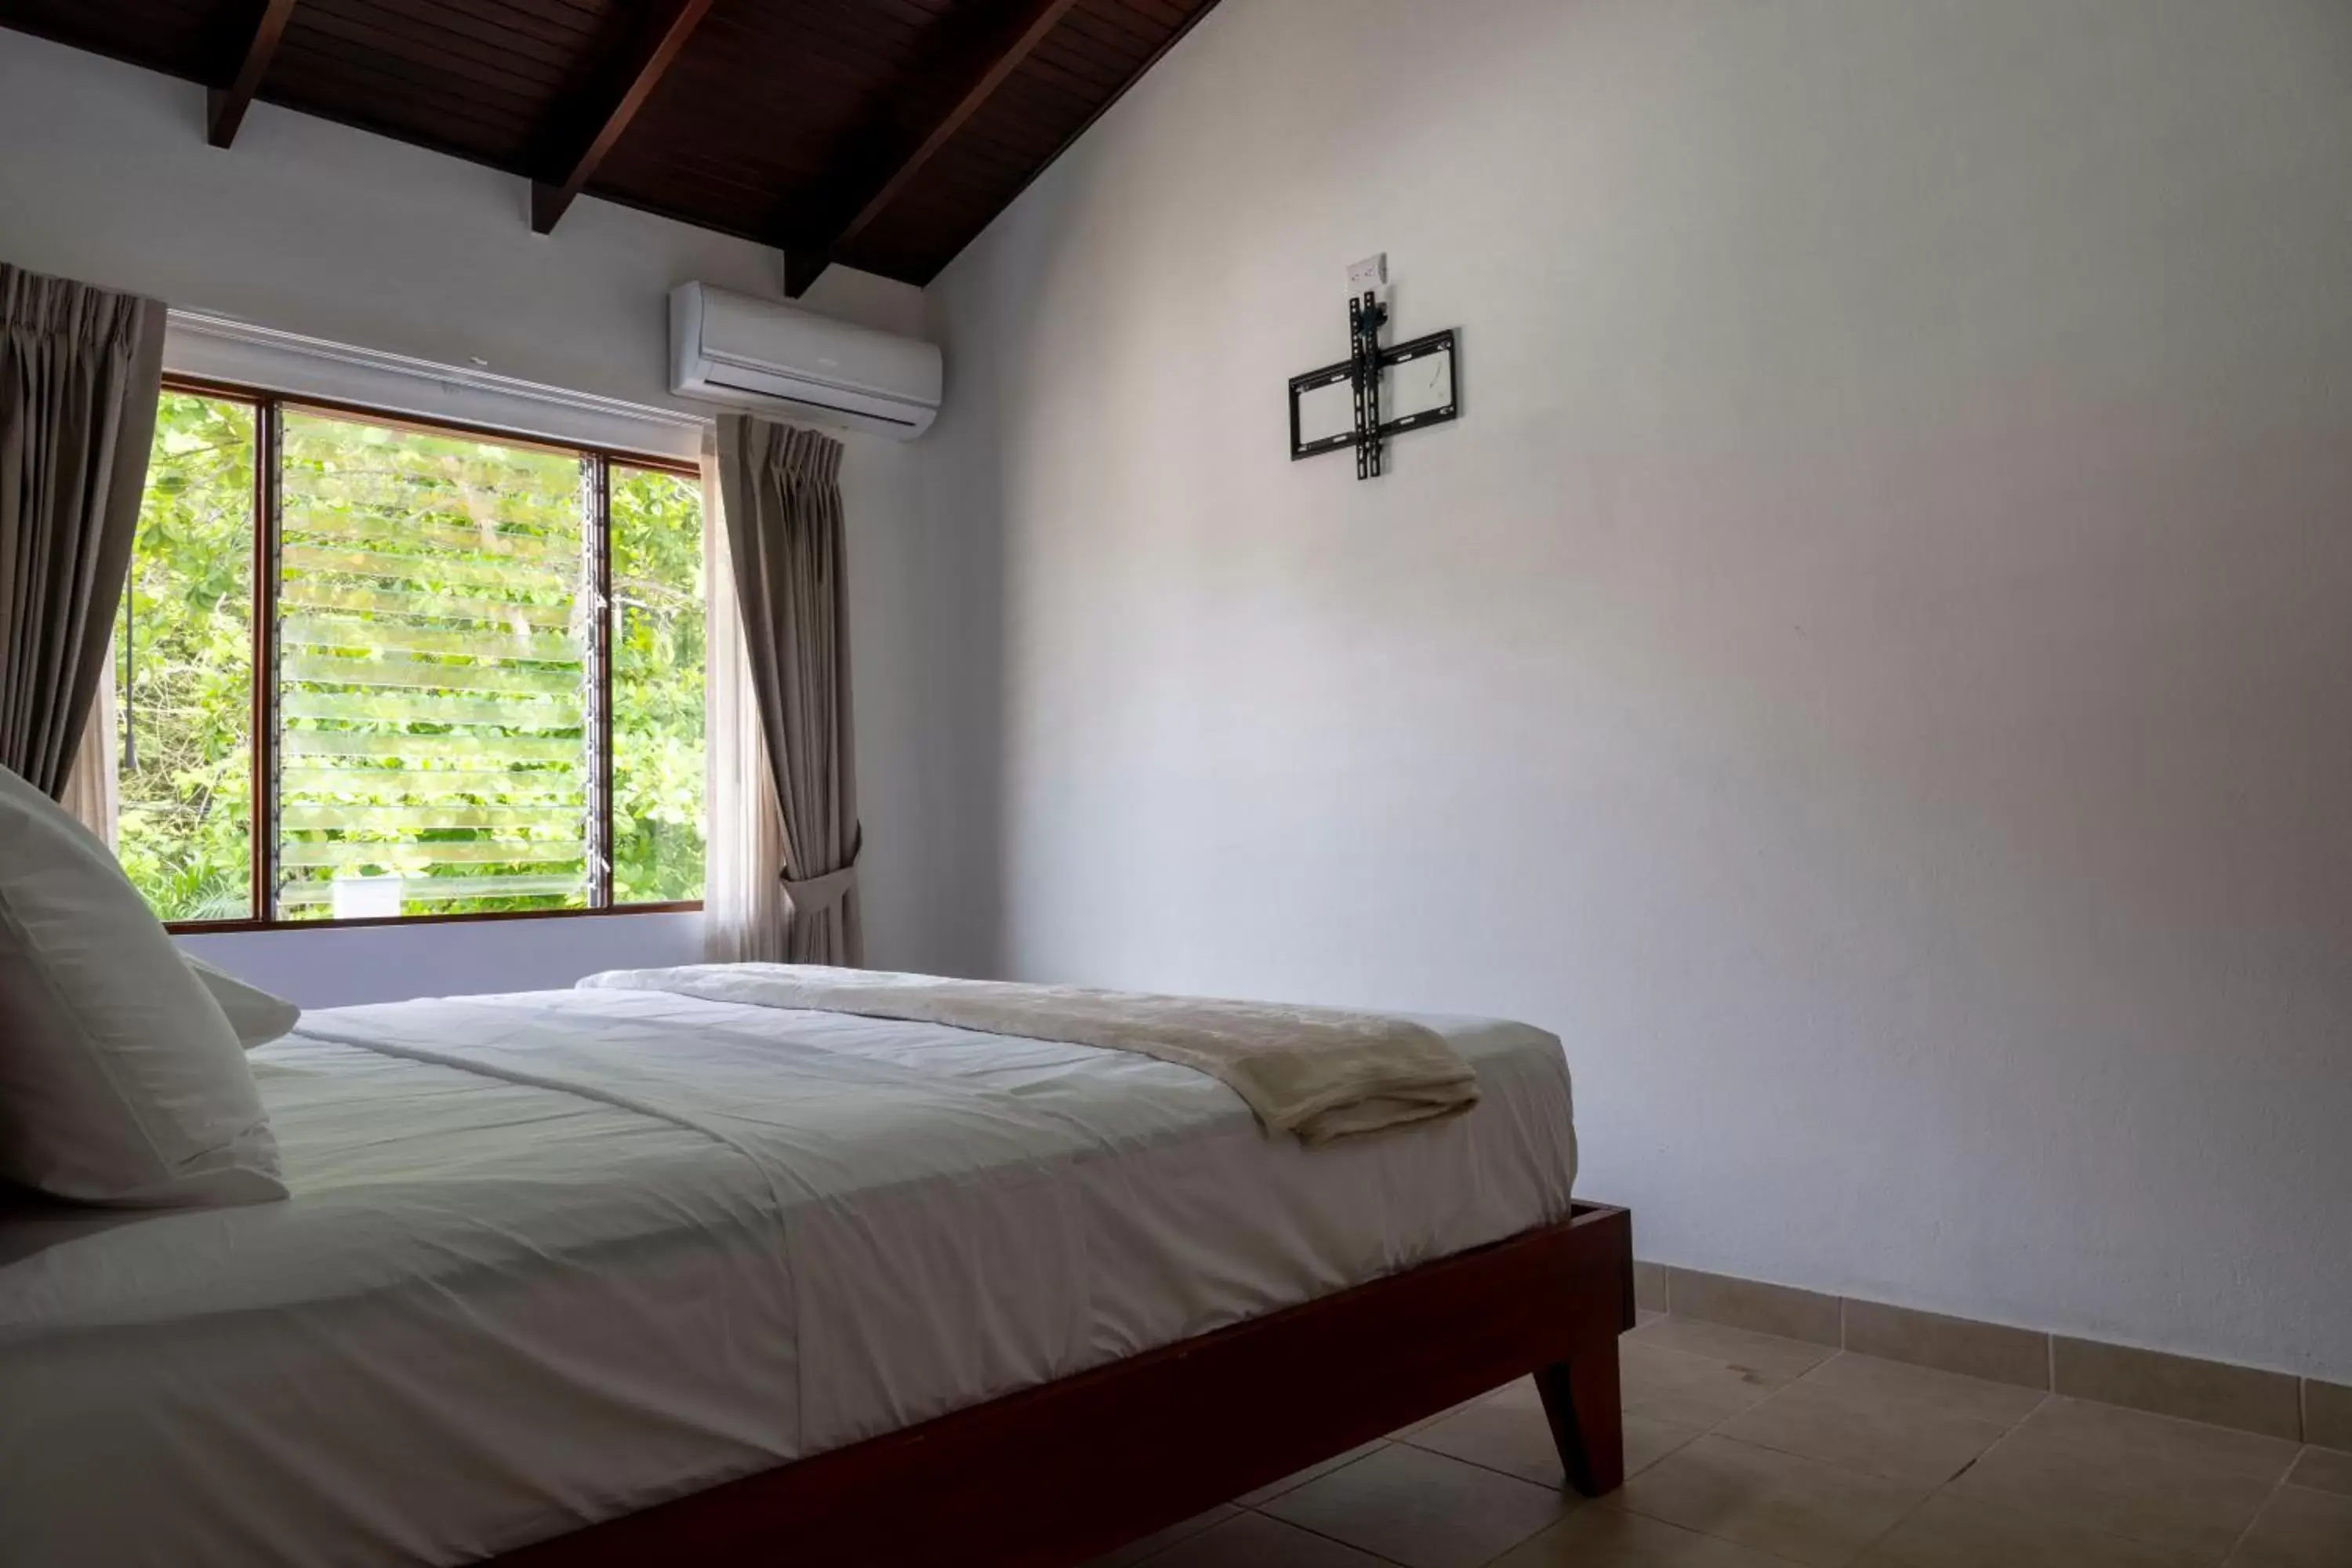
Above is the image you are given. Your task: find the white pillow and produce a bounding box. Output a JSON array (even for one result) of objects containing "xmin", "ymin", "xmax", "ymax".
[
  {"xmin": 0, "ymin": 764, "xmax": 285, "ymax": 1207},
  {"xmin": 186, "ymin": 955, "xmax": 301, "ymax": 1049}
]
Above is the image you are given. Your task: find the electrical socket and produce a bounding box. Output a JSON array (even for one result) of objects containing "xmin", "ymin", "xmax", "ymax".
[{"xmin": 1348, "ymin": 253, "xmax": 1388, "ymax": 292}]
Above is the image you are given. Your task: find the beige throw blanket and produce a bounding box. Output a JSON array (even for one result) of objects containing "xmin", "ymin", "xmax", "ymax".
[{"xmin": 581, "ymin": 964, "xmax": 1480, "ymax": 1145}]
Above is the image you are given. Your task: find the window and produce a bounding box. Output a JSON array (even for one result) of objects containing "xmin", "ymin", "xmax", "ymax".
[
  {"xmin": 115, "ymin": 393, "xmax": 258, "ymax": 921},
  {"xmin": 114, "ymin": 383, "xmax": 705, "ymax": 927}
]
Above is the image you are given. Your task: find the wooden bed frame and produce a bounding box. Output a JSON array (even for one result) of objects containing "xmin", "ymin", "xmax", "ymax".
[{"xmin": 495, "ymin": 1201, "xmax": 1633, "ymax": 1567}]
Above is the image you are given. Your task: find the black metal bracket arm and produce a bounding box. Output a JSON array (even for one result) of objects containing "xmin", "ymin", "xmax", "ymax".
[
  {"xmin": 1349, "ymin": 291, "xmax": 1386, "ymax": 478},
  {"xmin": 1288, "ymin": 294, "xmax": 1458, "ymax": 479}
]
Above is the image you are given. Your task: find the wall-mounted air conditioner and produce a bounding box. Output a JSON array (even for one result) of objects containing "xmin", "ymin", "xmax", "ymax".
[{"xmin": 668, "ymin": 282, "xmax": 942, "ymax": 440}]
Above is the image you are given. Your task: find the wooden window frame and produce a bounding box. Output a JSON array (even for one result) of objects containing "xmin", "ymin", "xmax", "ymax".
[{"xmin": 152, "ymin": 375, "xmax": 705, "ymax": 935}]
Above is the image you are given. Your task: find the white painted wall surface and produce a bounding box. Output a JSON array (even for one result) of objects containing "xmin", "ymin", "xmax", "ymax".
[
  {"xmin": 0, "ymin": 31, "xmax": 958, "ymax": 998},
  {"xmin": 0, "ymin": 31, "xmax": 921, "ymax": 397},
  {"xmin": 918, "ymin": 0, "xmax": 2352, "ymax": 1378},
  {"xmin": 175, "ymin": 913, "xmax": 706, "ymax": 1010}
]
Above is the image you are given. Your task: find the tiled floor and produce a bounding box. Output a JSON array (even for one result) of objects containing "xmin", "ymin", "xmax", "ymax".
[{"xmin": 1089, "ymin": 1314, "xmax": 2352, "ymax": 1568}]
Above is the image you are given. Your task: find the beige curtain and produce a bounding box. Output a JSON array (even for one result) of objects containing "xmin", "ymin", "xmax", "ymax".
[
  {"xmin": 714, "ymin": 414, "xmax": 863, "ymax": 966},
  {"xmin": 0, "ymin": 263, "xmax": 166, "ymax": 800},
  {"xmin": 701, "ymin": 434, "xmax": 790, "ymax": 961},
  {"xmin": 58, "ymin": 641, "xmax": 119, "ymax": 845}
]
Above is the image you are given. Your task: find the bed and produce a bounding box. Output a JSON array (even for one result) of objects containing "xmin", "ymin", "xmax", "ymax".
[{"xmin": 0, "ymin": 975, "xmax": 1629, "ymax": 1566}]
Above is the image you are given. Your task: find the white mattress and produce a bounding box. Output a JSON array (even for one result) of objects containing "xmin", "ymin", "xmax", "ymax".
[{"xmin": 0, "ymin": 985, "xmax": 1575, "ymax": 1566}]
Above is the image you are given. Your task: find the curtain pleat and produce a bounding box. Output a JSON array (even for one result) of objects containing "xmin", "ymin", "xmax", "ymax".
[
  {"xmin": 58, "ymin": 637, "xmax": 119, "ymax": 845},
  {"xmin": 701, "ymin": 434, "xmax": 791, "ymax": 961},
  {"xmin": 0, "ymin": 262, "xmax": 165, "ymax": 800},
  {"xmin": 713, "ymin": 414, "xmax": 862, "ymax": 967}
]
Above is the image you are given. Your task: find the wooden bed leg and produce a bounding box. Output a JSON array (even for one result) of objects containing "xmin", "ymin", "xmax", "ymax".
[{"xmin": 1535, "ymin": 1341, "xmax": 1624, "ymax": 1496}]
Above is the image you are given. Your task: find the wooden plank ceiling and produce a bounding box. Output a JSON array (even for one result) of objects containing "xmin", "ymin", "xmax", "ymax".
[{"xmin": 0, "ymin": 0, "xmax": 1222, "ymax": 291}]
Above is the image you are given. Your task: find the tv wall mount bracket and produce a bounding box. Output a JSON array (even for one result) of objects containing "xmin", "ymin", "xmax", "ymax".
[{"xmin": 1287, "ymin": 255, "xmax": 1459, "ymax": 480}]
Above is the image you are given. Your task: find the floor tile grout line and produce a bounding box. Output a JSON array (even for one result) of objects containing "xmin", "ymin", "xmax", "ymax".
[
  {"xmin": 1935, "ymin": 1485, "xmax": 2241, "ymax": 1568},
  {"xmin": 1137, "ymin": 1328, "xmax": 2331, "ymax": 1568},
  {"xmin": 1236, "ymin": 1497, "xmax": 1420, "ymax": 1566},
  {"xmin": 1667, "ymin": 1428, "xmax": 1956, "ymax": 1491},
  {"xmin": 1940, "ymin": 1398, "xmax": 2299, "ymax": 1566},
  {"xmin": 1792, "ymin": 1348, "xmax": 2055, "ymax": 1432},
  {"xmin": 1657, "ymin": 1314, "xmax": 2311, "ymax": 1450},
  {"xmin": 2216, "ymin": 1480, "xmax": 2274, "ymax": 1563},
  {"xmin": 1665, "ymin": 1272, "xmax": 2350, "ymax": 1445},
  {"xmin": 1748, "ymin": 1352, "xmax": 2048, "ymax": 1450},
  {"xmin": 1693, "ymin": 1408, "xmax": 2012, "ymax": 1491},
  {"xmin": 1608, "ymin": 1426, "xmax": 1955, "ymax": 1565},
  {"xmin": 1235, "ymin": 1437, "xmax": 1396, "ymax": 1508},
  {"xmin": 1390, "ymin": 1428, "xmax": 1559, "ymax": 1490},
  {"xmin": 1849, "ymin": 1483, "xmax": 1942, "ymax": 1566},
  {"xmin": 1276, "ymin": 1437, "xmax": 1599, "ymax": 1559},
  {"xmin": 2217, "ymin": 1468, "xmax": 2316, "ymax": 1564}
]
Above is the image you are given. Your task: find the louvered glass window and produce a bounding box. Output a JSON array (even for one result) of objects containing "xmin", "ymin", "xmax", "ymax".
[
  {"xmin": 609, "ymin": 465, "xmax": 706, "ymax": 905},
  {"xmin": 276, "ymin": 409, "xmax": 595, "ymax": 917},
  {"xmin": 111, "ymin": 385, "xmax": 705, "ymax": 927}
]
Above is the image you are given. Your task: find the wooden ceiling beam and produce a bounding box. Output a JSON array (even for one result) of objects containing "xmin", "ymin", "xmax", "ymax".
[
  {"xmin": 786, "ymin": 0, "xmax": 1082, "ymax": 296},
  {"xmin": 783, "ymin": 249, "xmax": 833, "ymax": 302},
  {"xmin": 531, "ymin": 0, "xmax": 717, "ymax": 236},
  {"xmin": 207, "ymin": 0, "xmax": 299, "ymax": 149}
]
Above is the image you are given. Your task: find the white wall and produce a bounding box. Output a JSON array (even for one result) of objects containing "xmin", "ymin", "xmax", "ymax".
[
  {"xmin": 919, "ymin": 0, "xmax": 2352, "ymax": 1379},
  {"xmin": 176, "ymin": 912, "xmax": 705, "ymax": 1010},
  {"xmin": 0, "ymin": 30, "xmax": 960, "ymax": 998},
  {"xmin": 0, "ymin": 31, "xmax": 921, "ymax": 396}
]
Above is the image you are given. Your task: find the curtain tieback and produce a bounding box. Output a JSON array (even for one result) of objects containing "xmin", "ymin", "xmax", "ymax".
[{"xmin": 780, "ymin": 851, "xmax": 858, "ymax": 918}]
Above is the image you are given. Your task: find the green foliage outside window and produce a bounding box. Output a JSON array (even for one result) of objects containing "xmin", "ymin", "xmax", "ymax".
[
  {"xmin": 275, "ymin": 408, "xmax": 593, "ymax": 917},
  {"xmin": 611, "ymin": 466, "xmax": 706, "ymax": 904},
  {"xmin": 114, "ymin": 394, "xmax": 256, "ymax": 922},
  {"xmin": 112, "ymin": 390, "xmax": 706, "ymax": 923}
]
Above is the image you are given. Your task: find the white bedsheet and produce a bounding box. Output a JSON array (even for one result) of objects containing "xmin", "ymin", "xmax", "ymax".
[{"xmin": 0, "ymin": 985, "xmax": 1575, "ymax": 1566}]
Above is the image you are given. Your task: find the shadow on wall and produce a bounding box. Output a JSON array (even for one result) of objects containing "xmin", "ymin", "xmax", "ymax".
[{"xmin": 911, "ymin": 278, "xmax": 1014, "ymax": 980}]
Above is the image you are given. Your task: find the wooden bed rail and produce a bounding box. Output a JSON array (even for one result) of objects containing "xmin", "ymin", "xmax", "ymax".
[{"xmin": 495, "ymin": 1202, "xmax": 1634, "ymax": 1567}]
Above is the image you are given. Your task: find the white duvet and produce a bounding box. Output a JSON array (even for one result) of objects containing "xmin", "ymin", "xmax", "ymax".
[{"xmin": 0, "ymin": 982, "xmax": 1575, "ymax": 1566}]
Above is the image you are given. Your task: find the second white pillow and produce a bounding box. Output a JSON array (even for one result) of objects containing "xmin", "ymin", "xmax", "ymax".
[{"xmin": 186, "ymin": 956, "xmax": 302, "ymax": 1049}]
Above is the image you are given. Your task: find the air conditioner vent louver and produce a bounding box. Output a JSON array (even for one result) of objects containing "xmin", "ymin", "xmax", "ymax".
[
  {"xmin": 669, "ymin": 283, "xmax": 942, "ymax": 441},
  {"xmin": 697, "ymin": 375, "xmax": 924, "ymax": 430}
]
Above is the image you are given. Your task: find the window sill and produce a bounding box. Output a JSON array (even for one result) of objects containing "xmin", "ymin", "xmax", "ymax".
[{"xmin": 166, "ymin": 902, "xmax": 702, "ymax": 935}]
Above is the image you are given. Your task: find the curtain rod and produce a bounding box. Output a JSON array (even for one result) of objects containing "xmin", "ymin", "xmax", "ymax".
[{"xmin": 164, "ymin": 307, "xmax": 713, "ymax": 441}]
